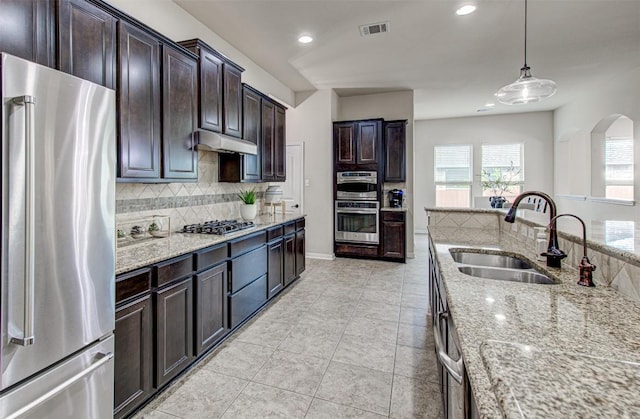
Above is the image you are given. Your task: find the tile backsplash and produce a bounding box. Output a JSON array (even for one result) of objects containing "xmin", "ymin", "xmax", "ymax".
[{"xmin": 116, "ymin": 151, "xmax": 269, "ymax": 228}]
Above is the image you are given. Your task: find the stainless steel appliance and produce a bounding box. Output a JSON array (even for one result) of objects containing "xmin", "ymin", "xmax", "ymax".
[
  {"xmin": 0, "ymin": 54, "xmax": 116, "ymax": 418},
  {"xmin": 388, "ymin": 189, "xmax": 404, "ymax": 208},
  {"xmin": 335, "ymin": 201, "xmax": 379, "ymax": 244},
  {"xmin": 336, "ymin": 171, "xmax": 378, "ymax": 200},
  {"xmin": 182, "ymin": 220, "xmax": 256, "ymax": 235}
]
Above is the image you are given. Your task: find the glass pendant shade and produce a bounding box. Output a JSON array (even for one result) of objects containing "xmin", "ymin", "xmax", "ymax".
[{"xmin": 495, "ymin": 65, "xmax": 557, "ymax": 105}]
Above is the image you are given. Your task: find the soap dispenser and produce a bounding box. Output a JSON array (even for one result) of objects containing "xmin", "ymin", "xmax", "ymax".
[{"xmin": 534, "ymin": 227, "xmax": 547, "ymax": 262}]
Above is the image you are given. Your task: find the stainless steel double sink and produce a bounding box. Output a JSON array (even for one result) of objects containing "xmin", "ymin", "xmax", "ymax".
[{"xmin": 450, "ymin": 250, "xmax": 558, "ymax": 285}]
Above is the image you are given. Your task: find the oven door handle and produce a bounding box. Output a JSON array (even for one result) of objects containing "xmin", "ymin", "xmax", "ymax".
[
  {"xmin": 336, "ymin": 210, "xmax": 378, "ymax": 215},
  {"xmin": 433, "ymin": 310, "xmax": 463, "ymax": 384}
]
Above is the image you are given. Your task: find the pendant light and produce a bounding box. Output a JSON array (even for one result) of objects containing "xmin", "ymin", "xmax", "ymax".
[{"xmin": 495, "ymin": 0, "xmax": 557, "ymax": 105}]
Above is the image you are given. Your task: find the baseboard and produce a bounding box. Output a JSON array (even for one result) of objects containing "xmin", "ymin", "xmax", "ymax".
[
  {"xmin": 414, "ymin": 229, "xmax": 428, "ymax": 235},
  {"xmin": 306, "ymin": 252, "xmax": 335, "ymax": 260},
  {"xmin": 407, "ymin": 252, "xmax": 416, "ymax": 259}
]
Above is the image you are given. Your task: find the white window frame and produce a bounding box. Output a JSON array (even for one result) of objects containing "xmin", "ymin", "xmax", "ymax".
[
  {"xmin": 604, "ymin": 136, "xmax": 634, "ymax": 200},
  {"xmin": 479, "ymin": 143, "xmax": 525, "ymax": 197},
  {"xmin": 434, "ymin": 144, "xmax": 473, "ymax": 208}
]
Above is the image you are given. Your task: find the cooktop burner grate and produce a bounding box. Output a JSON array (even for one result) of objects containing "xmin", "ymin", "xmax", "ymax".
[{"xmin": 181, "ymin": 220, "xmax": 256, "ymax": 235}]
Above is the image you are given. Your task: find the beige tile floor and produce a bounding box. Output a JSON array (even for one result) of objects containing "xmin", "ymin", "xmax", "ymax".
[{"xmin": 134, "ymin": 234, "xmax": 440, "ymax": 419}]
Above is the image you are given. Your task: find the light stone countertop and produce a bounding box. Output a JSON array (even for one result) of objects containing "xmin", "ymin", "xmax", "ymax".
[
  {"xmin": 428, "ymin": 226, "xmax": 640, "ymax": 418},
  {"xmin": 116, "ymin": 214, "xmax": 304, "ymax": 275},
  {"xmin": 381, "ymin": 207, "xmax": 408, "ymax": 212}
]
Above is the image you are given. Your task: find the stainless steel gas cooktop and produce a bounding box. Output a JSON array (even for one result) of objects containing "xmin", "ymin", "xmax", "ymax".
[{"xmin": 181, "ymin": 220, "xmax": 256, "ymax": 235}]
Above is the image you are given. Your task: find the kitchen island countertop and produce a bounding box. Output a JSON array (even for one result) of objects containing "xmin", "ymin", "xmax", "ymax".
[
  {"xmin": 116, "ymin": 213, "xmax": 304, "ymax": 275},
  {"xmin": 428, "ymin": 224, "xmax": 640, "ymax": 418}
]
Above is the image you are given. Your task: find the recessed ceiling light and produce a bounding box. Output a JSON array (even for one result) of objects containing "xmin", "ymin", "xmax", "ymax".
[
  {"xmin": 456, "ymin": 5, "xmax": 476, "ymax": 16},
  {"xmin": 298, "ymin": 35, "xmax": 313, "ymax": 44},
  {"xmin": 485, "ymin": 102, "xmax": 495, "ymax": 107}
]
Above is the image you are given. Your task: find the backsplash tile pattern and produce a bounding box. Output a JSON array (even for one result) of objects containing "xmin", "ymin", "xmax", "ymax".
[
  {"xmin": 116, "ymin": 151, "xmax": 270, "ymax": 229},
  {"xmin": 427, "ymin": 209, "xmax": 640, "ymax": 304}
]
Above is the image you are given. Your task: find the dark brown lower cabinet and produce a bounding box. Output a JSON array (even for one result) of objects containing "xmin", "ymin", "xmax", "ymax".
[
  {"xmin": 229, "ymin": 274, "xmax": 268, "ymax": 328},
  {"xmin": 155, "ymin": 277, "xmax": 194, "ymax": 388},
  {"xmin": 295, "ymin": 229, "xmax": 305, "ymax": 277},
  {"xmin": 194, "ymin": 263, "xmax": 228, "ymax": 356},
  {"xmin": 114, "ymin": 294, "xmax": 153, "ymax": 419},
  {"xmin": 283, "ymin": 233, "xmax": 296, "ymax": 286},
  {"xmin": 267, "ymin": 238, "xmax": 284, "ymax": 299},
  {"xmin": 382, "ymin": 211, "xmax": 406, "ymax": 262}
]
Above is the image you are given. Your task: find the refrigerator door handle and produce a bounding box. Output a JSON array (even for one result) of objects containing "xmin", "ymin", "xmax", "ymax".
[
  {"xmin": 9, "ymin": 95, "xmax": 36, "ymax": 347},
  {"xmin": 5, "ymin": 351, "xmax": 114, "ymax": 419}
]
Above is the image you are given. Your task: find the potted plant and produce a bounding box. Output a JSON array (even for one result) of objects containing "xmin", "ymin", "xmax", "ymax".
[
  {"xmin": 479, "ymin": 162, "xmax": 521, "ymax": 208},
  {"xmin": 238, "ymin": 188, "xmax": 257, "ymax": 220}
]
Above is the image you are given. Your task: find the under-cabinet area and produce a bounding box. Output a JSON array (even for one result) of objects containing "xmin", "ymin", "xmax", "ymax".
[{"xmin": 114, "ymin": 216, "xmax": 305, "ymax": 418}]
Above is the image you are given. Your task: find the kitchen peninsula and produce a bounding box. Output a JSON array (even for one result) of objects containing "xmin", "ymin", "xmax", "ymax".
[{"xmin": 427, "ymin": 208, "xmax": 640, "ymax": 418}]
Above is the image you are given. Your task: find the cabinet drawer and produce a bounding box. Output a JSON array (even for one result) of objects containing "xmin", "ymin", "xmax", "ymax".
[
  {"xmin": 194, "ymin": 243, "xmax": 228, "ymax": 272},
  {"xmin": 229, "ymin": 274, "xmax": 267, "ymax": 329},
  {"xmin": 230, "ymin": 245, "xmax": 268, "ymax": 293},
  {"xmin": 266, "ymin": 225, "xmax": 283, "ymax": 241},
  {"xmin": 283, "ymin": 221, "xmax": 296, "ymax": 235},
  {"xmin": 154, "ymin": 254, "xmax": 193, "ymax": 287},
  {"xmin": 382, "ymin": 211, "xmax": 406, "ymax": 222},
  {"xmin": 295, "ymin": 218, "xmax": 305, "ymax": 230},
  {"xmin": 229, "ymin": 231, "xmax": 266, "ymax": 257},
  {"xmin": 116, "ymin": 268, "xmax": 151, "ymax": 304}
]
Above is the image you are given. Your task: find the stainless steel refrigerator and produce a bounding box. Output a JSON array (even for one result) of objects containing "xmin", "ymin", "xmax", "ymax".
[{"xmin": 0, "ymin": 53, "xmax": 115, "ymax": 418}]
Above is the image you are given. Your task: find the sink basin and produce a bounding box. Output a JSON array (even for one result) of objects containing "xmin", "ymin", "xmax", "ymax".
[
  {"xmin": 450, "ymin": 251, "xmax": 532, "ymax": 269},
  {"xmin": 457, "ymin": 266, "xmax": 557, "ymax": 285}
]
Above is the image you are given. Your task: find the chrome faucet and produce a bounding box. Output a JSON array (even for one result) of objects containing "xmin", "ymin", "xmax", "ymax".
[
  {"xmin": 549, "ymin": 214, "xmax": 596, "ymax": 287},
  {"xmin": 504, "ymin": 191, "xmax": 566, "ymax": 268}
]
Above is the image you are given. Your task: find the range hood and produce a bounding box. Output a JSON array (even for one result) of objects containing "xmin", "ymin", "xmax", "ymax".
[{"xmin": 196, "ymin": 130, "xmax": 258, "ymax": 155}]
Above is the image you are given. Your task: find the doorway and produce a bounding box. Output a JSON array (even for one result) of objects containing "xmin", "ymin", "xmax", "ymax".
[{"xmin": 282, "ymin": 143, "xmax": 304, "ymax": 216}]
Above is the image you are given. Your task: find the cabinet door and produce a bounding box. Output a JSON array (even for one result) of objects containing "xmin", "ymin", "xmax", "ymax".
[
  {"xmin": 261, "ymin": 99, "xmax": 276, "ymax": 181},
  {"xmin": 162, "ymin": 45, "xmax": 198, "ymax": 180},
  {"xmin": 283, "ymin": 233, "xmax": 296, "ymax": 286},
  {"xmin": 242, "ymin": 86, "xmax": 262, "ymax": 181},
  {"xmin": 199, "ymin": 47, "xmax": 223, "ymax": 132},
  {"xmin": 0, "ymin": 0, "xmax": 54, "ymax": 67},
  {"xmin": 334, "ymin": 122, "xmax": 356, "ymax": 166},
  {"xmin": 114, "ymin": 294, "xmax": 153, "ymax": 419},
  {"xmin": 356, "ymin": 120, "xmax": 379, "ymax": 165},
  {"xmin": 382, "ymin": 221, "xmax": 406, "ymax": 260},
  {"xmin": 223, "ymin": 64, "xmax": 243, "ymax": 138},
  {"xmin": 155, "ymin": 277, "xmax": 194, "ymax": 388},
  {"xmin": 267, "ymin": 239, "xmax": 284, "ymax": 299},
  {"xmin": 117, "ymin": 21, "xmax": 161, "ymax": 179},
  {"xmin": 383, "ymin": 120, "xmax": 406, "ymax": 182},
  {"xmin": 58, "ymin": 0, "xmax": 115, "ymax": 88},
  {"xmin": 274, "ymin": 105, "xmax": 286, "ymax": 181},
  {"xmin": 195, "ymin": 264, "xmax": 228, "ymax": 355},
  {"xmin": 295, "ymin": 229, "xmax": 305, "ymax": 277}
]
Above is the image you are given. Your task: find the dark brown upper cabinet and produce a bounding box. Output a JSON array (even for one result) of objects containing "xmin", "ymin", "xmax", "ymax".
[
  {"xmin": 58, "ymin": 0, "xmax": 116, "ymax": 88},
  {"xmin": 117, "ymin": 21, "xmax": 161, "ymax": 179},
  {"xmin": 261, "ymin": 99, "xmax": 276, "ymax": 180},
  {"xmin": 0, "ymin": 0, "xmax": 55, "ymax": 67},
  {"xmin": 333, "ymin": 119, "xmax": 382, "ymax": 171},
  {"xmin": 162, "ymin": 44, "xmax": 198, "ymax": 180},
  {"xmin": 223, "ymin": 62, "xmax": 244, "ymax": 138},
  {"xmin": 383, "ymin": 120, "xmax": 407, "ymax": 182},
  {"xmin": 274, "ymin": 105, "xmax": 286, "ymax": 181}
]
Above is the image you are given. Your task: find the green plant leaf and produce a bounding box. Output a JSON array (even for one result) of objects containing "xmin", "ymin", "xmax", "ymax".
[{"xmin": 238, "ymin": 188, "xmax": 257, "ymax": 204}]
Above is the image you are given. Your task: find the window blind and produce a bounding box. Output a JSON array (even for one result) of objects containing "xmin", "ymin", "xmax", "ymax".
[
  {"xmin": 605, "ymin": 138, "xmax": 633, "ymax": 182},
  {"xmin": 481, "ymin": 143, "xmax": 523, "ymax": 182},
  {"xmin": 434, "ymin": 145, "xmax": 472, "ymax": 183}
]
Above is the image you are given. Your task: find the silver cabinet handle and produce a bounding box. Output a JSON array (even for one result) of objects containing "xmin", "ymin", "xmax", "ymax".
[
  {"xmin": 433, "ymin": 310, "xmax": 463, "ymax": 384},
  {"xmin": 10, "ymin": 95, "xmax": 36, "ymax": 347},
  {"xmin": 6, "ymin": 352, "xmax": 114, "ymax": 419}
]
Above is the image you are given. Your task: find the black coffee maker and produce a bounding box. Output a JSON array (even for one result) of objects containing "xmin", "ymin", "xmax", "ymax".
[{"xmin": 388, "ymin": 189, "xmax": 404, "ymax": 208}]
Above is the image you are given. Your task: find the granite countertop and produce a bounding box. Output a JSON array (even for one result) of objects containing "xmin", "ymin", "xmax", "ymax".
[
  {"xmin": 428, "ymin": 226, "xmax": 640, "ymax": 418},
  {"xmin": 381, "ymin": 207, "xmax": 407, "ymax": 212},
  {"xmin": 116, "ymin": 214, "xmax": 304, "ymax": 275}
]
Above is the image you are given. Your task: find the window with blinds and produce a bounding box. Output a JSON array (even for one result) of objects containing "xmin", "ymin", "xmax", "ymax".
[
  {"xmin": 434, "ymin": 145, "xmax": 472, "ymax": 207},
  {"xmin": 605, "ymin": 138, "xmax": 634, "ymax": 200},
  {"xmin": 480, "ymin": 143, "xmax": 524, "ymax": 197}
]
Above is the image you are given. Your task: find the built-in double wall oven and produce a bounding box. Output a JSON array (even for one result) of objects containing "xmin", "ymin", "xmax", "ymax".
[{"xmin": 335, "ymin": 171, "xmax": 380, "ymax": 245}]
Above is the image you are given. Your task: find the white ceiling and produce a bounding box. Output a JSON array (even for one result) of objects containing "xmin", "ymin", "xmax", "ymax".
[{"xmin": 174, "ymin": 0, "xmax": 640, "ymax": 120}]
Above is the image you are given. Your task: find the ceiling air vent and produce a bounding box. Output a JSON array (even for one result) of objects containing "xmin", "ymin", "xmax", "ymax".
[{"xmin": 359, "ymin": 21, "xmax": 389, "ymax": 37}]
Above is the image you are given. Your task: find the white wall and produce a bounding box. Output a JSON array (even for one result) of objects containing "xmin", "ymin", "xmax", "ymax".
[
  {"xmin": 554, "ymin": 66, "xmax": 640, "ymax": 223},
  {"xmin": 414, "ymin": 112, "xmax": 555, "ymax": 231},
  {"xmin": 286, "ymin": 90, "xmax": 335, "ymax": 258},
  {"xmin": 106, "ymin": 0, "xmax": 294, "ymax": 106},
  {"xmin": 338, "ymin": 91, "xmax": 416, "ymax": 257}
]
